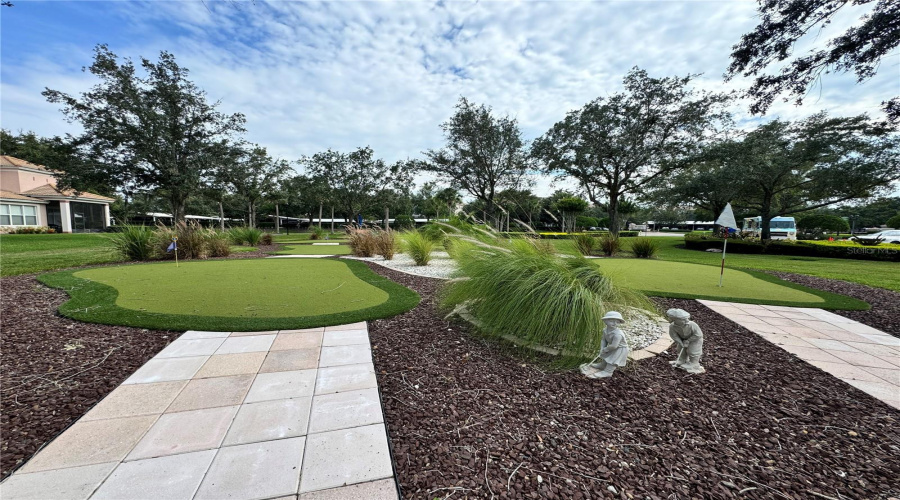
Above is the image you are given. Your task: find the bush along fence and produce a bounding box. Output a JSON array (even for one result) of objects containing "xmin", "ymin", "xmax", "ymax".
[
  {"xmin": 110, "ymin": 222, "xmax": 273, "ymax": 262},
  {"xmin": 684, "ymin": 235, "xmax": 900, "ymax": 262}
]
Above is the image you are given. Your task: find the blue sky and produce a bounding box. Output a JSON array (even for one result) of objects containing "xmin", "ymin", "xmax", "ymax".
[{"xmin": 2, "ymin": 1, "xmax": 897, "ymax": 196}]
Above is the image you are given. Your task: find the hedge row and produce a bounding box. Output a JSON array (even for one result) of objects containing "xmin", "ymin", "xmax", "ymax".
[
  {"xmin": 503, "ymin": 231, "xmax": 640, "ymax": 239},
  {"xmin": 684, "ymin": 235, "xmax": 900, "ymax": 262}
]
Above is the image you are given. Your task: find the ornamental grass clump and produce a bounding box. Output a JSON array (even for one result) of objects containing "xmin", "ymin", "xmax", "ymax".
[
  {"xmin": 629, "ymin": 237, "xmax": 659, "ymax": 258},
  {"xmin": 374, "ymin": 230, "xmax": 398, "ymax": 260},
  {"xmin": 442, "ymin": 238, "xmax": 651, "ymax": 364},
  {"xmin": 598, "ymin": 235, "xmax": 621, "ymax": 256},
  {"xmin": 572, "ymin": 233, "xmax": 597, "ymax": 256},
  {"xmin": 403, "ymin": 230, "xmax": 434, "ymax": 265},
  {"xmin": 110, "ymin": 225, "xmax": 155, "ymax": 261},
  {"xmin": 348, "ymin": 227, "xmax": 377, "ymax": 257},
  {"xmin": 204, "ymin": 229, "xmax": 231, "ymax": 258},
  {"xmin": 227, "ymin": 227, "xmax": 263, "ymax": 246},
  {"xmin": 310, "ymin": 226, "xmax": 327, "ymax": 240}
]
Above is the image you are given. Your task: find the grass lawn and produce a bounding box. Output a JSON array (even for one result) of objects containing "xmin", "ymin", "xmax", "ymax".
[
  {"xmin": 229, "ymin": 245, "xmax": 258, "ymax": 253},
  {"xmin": 271, "ymin": 232, "xmax": 348, "ymax": 243},
  {"xmin": 0, "ymin": 233, "xmax": 122, "ymax": 277},
  {"xmin": 39, "ymin": 258, "xmax": 420, "ymax": 331},
  {"xmin": 593, "ymin": 259, "xmax": 867, "ymax": 309},
  {"xmin": 271, "ymin": 243, "xmax": 352, "ymax": 255}
]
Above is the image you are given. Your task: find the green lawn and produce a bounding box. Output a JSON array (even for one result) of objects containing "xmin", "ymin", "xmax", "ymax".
[
  {"xmin": 230, "ymin": 245, "xmax": 259, "ymax": 253},
  {"xmin": 549, "ymin": 237, "xmax": 899, "ymax": 292},
  {"xmin": 272, "ymin": 232, "xmax": 348, "ymax": 244},
  {"xmin": 271, "ymin": 243, "xmax": 352, "ymax": 255},
  {"xmin": 593, "ymin": 259, "xmax": 867, "ymax": 309},
  {"xmin": 0, "ymin": 233, "xmax": 122, "ymax": 276},
  {"xmin": 39, "ymin": 258, "xmax": 419, "ymax": 331}
]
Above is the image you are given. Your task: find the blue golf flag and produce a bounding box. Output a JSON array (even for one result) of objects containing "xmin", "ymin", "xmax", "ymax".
[{"xmin": 167, "ymin": 241, "xmax": 177, "ymax": 252}]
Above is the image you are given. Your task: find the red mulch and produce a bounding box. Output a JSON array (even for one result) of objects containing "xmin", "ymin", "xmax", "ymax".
[{"xmin": 364, "ymin": 263, "xmax": 900, "ymax": 500}]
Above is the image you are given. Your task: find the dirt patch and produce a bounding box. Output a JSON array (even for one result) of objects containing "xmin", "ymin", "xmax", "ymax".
[
  {"xmin": 0, "ymin": 274, "xmax": 174, "ymax": 478},
  {"xmin": 766, "ymin": 271, "xmax": 900, "ymax": 337},
  {"xmin": 364, "ymin": 262, "xmax": 900, "ymax": 499}
]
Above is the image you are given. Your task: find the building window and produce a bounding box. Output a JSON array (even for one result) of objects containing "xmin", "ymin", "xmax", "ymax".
[{"xmin": 0, "ymin": 204, "xmax": 38, "ymax": 226}]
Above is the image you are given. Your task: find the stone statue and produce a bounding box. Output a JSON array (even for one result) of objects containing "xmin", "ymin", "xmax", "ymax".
[
  {"xmin": 580, "ymin": 311, "xmax": 630, "ymax": 379},
  {"xmin": 666, "ymin": 308, "xmax": 705, "ymax": 374}
]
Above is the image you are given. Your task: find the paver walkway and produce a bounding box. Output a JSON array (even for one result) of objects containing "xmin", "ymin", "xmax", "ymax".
[
  {"xmin": 1, "ymin": 322, "xmax": 399, "ymax": 500},
  {"xmin": 700, "ymin": 300, "xmax": 900, "ymax": 409}
]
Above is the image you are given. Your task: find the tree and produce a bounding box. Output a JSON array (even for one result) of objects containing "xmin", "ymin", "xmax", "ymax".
[
  {"xmin": 721, "ymin": 113, "xmax": 899, "ymax": 239},
  {"xmin": 532, "ymin": 68, "xmax": 730, "ymax": 236},
  {"xmin": 555, "ymin": 196, "xmax": 588, "ymax": 233},
  {"xmin": 887, "ymin": 213, "xmax": 900, "ymax": 229},
  {"xmin": 221, "ymin": 145, "xmax": 290, "ymax": 228},
  {"xmin": 727, "ymin": 0, "xmax": 900, "ymax": 126},
  {"xmin": 421, "ymin": 97, "xmax": 530, "ymax": 229},
  {"xmin": 797, "ymin": 214, "xmax": 850, "ymax": 238},
  {"xmin": 43, "ymin": 45, "xmax": 245, "ymax": 223},
  {"xmin": 300, "ymin": 147, "xmax": 413, "ymax": 224}
]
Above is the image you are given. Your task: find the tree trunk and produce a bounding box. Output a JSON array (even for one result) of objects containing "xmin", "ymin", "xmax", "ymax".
[
  {"xmin": 275, "ymin": 204, "xmax": 280, "ymax": 234},
  {"xmin": 608, "ymin": 196, "xmax": 620, "ymax": 237},
  {"xmin": 318, "ymin": 204, "xmax": 323, "ymax": 229},
  {"xmin": 170, "ymin": 195, "xmax": 187, "ymax": 226},
  {"xmin": 385, "ymin": 207, "xmax": 389, "ymax": 230},
  {"xmin": 218, "ymin": 201, "xmax": 225, "ymax": 232},
  {"xmin": 330, "ymin": 206, "xmax": 334, "ymax": 233}
]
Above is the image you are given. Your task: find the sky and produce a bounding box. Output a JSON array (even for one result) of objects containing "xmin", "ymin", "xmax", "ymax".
[{"xmin": 1, "ymin": 0, "xmax": 897, "ymax": 197}]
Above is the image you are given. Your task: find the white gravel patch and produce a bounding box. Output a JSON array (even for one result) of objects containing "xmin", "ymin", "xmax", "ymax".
[
  {"xmin": 620, "ymin": 307, "xmax": 667, "ymax": 351},
  {"xmin": 343, "ymin": 251, "xmax": 457, "ymax": 279}
]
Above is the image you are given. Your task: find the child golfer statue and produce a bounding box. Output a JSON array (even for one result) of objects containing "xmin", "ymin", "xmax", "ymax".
[
  {"xmin": 580, "ymin": 311, "xmax": 630, "ymax": 379},
  {"xmin": 666, "ymin": 308, "xmax": 705, "ymax": 374}
]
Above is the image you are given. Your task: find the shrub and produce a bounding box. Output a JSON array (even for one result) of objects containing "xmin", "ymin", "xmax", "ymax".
[
  {"xmin": 575, "ymin": 216, "xmax": 599, "ymax": 230},
  {"xmin": 374, "ymin": 230, "xmax": 398, "ymax": 260},
  {"xmin": 226, "ymin": 227, "xmax": 262, "ymax": 246},
  {"xmin": 598, "ymin": 235, "xmax": 621, "ymax": 256},
  {"xmin": 572, "ymin": 233, "xmax": 597, "ymax": 256},
  {"xmin": 629, "ymin": 237, "xmax": 659, "ymax": 258},
  {"xmin": 260, "ymin": 233, "xmax": 273, "ymax": 245},
  {"xmin": 347, "ymin": 227, "xmax": 377, "ymax": 257},
  {"xmin": 403, "ymin": 230, "xmax": 433, "ymax": 265},
  {"xmin": 110, "ymin": 225, "xmax": 155, "ymax": 260},
  {"xmin": 310, "ymin": 226, "xmax": 327, "ymax": 240},
  {"xmin": 393, "ymin": 215, "xmax": 415, "ymax": 230},
  {"xmin": 797, "ymin": 214, "xmax": 849, "ymax": 239},
  {"xmin": 419, "ymin": 223, "xmax": 448, "ymax": 243},
  {"xmin": 168, "ymin": 221, "xmax": 207, "ymax": 259},
  {"xmin": 887, "ymin": 213, "xmax": 900, "ymax": 229},
  {"xmin": 204, "ymin": 229, "xmax": 232, "ymax": 258},
  {"xmin": 443, "ymin": 237, "xmax": 651, "ymax": 364},
  {"xmin": 12, "ymin": 226, "xmax": 55, "ymax": 234}
]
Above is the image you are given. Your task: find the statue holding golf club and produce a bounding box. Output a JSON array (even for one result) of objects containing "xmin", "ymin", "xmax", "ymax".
[
  {"xmin": 580, "ymin": 311, "xmax": 630, "ymax": 379},
  {"xmin": 666, "ymin": 308, "xmax": 705, "ymax": 374}
]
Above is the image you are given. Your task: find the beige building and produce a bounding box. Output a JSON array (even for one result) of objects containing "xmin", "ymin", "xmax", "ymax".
[{"xmin": 0, "ymin": 155, "xmax": 114, "ymax": 233}]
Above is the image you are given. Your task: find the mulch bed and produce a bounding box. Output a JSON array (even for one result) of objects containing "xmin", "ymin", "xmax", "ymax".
[
  {"xmin": 365, "ymin": 263, "xmax": 900, "ymax": 499},
  {"xmin": 766, "ymin": 271, "xmax": 900, "ymax": 338}
]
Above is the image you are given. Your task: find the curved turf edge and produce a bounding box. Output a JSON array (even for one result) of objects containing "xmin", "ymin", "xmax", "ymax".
[
  {"xmin": 37, "ymin": 258, "xmax": 421, "ymax": 331},
  {"xmin": 629, "ymin": 265, "xmax": 869, "ymax": 310}
]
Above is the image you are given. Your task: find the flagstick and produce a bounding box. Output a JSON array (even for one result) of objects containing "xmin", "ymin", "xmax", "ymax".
[
  {"xmin": 718, "ymin": 235, "xmax": 727, "ymax": 287},
  {"xmin": 175, "ymin": 246, "xmax": 179, "ymax": 267}
]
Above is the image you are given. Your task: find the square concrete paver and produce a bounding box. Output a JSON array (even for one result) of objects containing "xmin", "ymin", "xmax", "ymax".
[
  {"xmin": 308, "ymin": 388, "xmax": 384, "ymax": 433},
  {"xmin": 245, "ymin": 369, "xmax": 317, "ymax": 403},
  {"xmin": 0, "ymin": 462, "xmax": 117, "ymax": 500},
  {"xmin": 260, "ymin": 349, "xmax": 320, "ymax": 373},
  {"xmin": 223, "ymin": 397, "xmax": 313, "ymax": 446},
  {"xmin": 298, "ymin": 478, "xmax": 398, "ymax": 500},
  {"xmin": 806, "ymin": 360, "xmax": 889, "ymax": 383},
  {"xmin": 166, "ymin": 374, "xmax": 254, "ymax": 413},
  {"xmin": 754, "ymin": 333, "xmax": 815, "ymax": 348},
  {"xmin": 322, "ymin": 330, "xmax": 369, "ymax": 347},
  {"xmin": 300, "ymin": 424, "xmax": 393, "ymax": 493},
  {"xmin": 319, "ymin": 345, "xmax": 372, "ymax": 367},
  {"xmin": 83, "ymin": 381, "xmax": 187, "ymax": 421},
  {"xmin": 843, "ymin": 379, "xmax": 900, "ymax": 409},
  {"xmin": 315, "ymin": 363, "xmax": 378, "ymax": 395},
  {"xmin": 841, "ymin": 341, "xmax": 897, "ymax": 357},
  {"xmin": 19, "ymin": 416, "xmax": 157, "ymax": 473},
  {"xmin": 280, "ymin": 327, "xmax": 325, "ymax": 334},
  {"xmin": 123, "ymin": 356, "xmax": 209, "ymax": 385},
  {"xmin": 324, "ymin": 322, "xmax": 367, "ymax": 332},
  {"xmin": 215, "ymin": 335, "xmax": 276, "ymax": 354},
  {"xmin": 828, "ymin": 350, "xmax": 898, "ymax": 369},
  {"xmin": 156, "ymin": 338, "xmax": 226, "ymax": 358},
  {"xmin": 179, "ymin": 331, "xmax": 231, "ymax": 340},
  {"xmin": 194, "ymin": 352, "xmax": 267, "ymax": 379},
  {"xmin": 127, "ymin": 406, "xmax": 238, "ymax": 460},
  {"xmin": 230, "ymin": 330, "xmax": 280, "ymax": 337},
  {"xmin": 858, "ymin": 366, "xmax": 900, "ymax": 385},
  {"xmin": 92, "ymin": 450, "xmax": 217, "ymax": 500},
  {"xmin": 195, "ymin": 437, "xmax": 306, "ymax": 500},
  {"xmin": 779, "ymin": 345, "xmax": 847, "ymax": 363},
  {"xmin": 272, "ymin": 332, "xmax": 324, "ymax": 351},
  {"xmin": 803, "ymin": 338, "xmax": 862, "ymax": 352}
]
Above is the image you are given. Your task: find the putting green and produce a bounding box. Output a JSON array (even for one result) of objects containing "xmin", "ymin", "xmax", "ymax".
[
  {"xmin": 592, "ymin": 259, "xmax": 867, "ymax": 309},
  {"xmin": 40, "ymin": 258, "xmax": 419, "ymax": 331},
  {"xmin": 271, "ymin": 243, "xmax": 352, "ymax": 255}
]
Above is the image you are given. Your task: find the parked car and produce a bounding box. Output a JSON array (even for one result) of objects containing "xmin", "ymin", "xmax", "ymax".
[{"xmin": 856, "ymin": 230, "xmax": 900, "ymax": 244}]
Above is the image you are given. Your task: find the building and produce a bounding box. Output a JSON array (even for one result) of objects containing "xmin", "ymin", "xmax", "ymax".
[{"xmin": 0, "ymin": 156, "xmax": 114, "ymax": 233}]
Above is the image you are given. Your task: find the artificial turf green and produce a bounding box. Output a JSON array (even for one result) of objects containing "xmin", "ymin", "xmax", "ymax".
[
  {"xmin": 592, "ymin": 259, "xmax": 868, "ymax": 310},
  {"xmin": 271, "ymin": 243, "xmax": 352, "ymax": 255},
  {"xmin": 38, "ymin": 258, "xmax": 420, "ymax": 331},
  {"xmin": 0, "ymin": 233, "xmax": 122, "ymax": 276},
  {"xmin": 229, "ymin": 245, "xmax": 259, "ymax": 253}
]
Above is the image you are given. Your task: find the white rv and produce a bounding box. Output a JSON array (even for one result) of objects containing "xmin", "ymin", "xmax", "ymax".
[{"xmin": 742, "ymin": 216, "xmax": 797, "ymax": 240}]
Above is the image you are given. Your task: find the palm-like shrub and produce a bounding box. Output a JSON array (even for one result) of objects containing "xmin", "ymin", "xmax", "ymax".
[
  {"xmin": 572, "ymin": 233, "xmax": 597, "ymax": 256},
  {"xmin": 629, "ymin": 237, "xmax": 659, "ymax": 258},
  {"xmin": 443, "ymin": 238, "xmax": 651, "ymax": 363},
  {"xmin": 310, "ymin": 226, "xmax": 327, "ymax": 240},
  {"xmin": 110, "ymin": 225, "xmax": 155, "ymax": 260},
  {"xmin": 598, "ymin": 235, "xmax": 621, "ymax": 256},
  {"xmin": 227, "ymin": 227, "xmax": 263, "ymax": 246},
  {"xmin": 402, "ymin": 231, "xmax": 433, "ymax": 265},
  {"xmin": 374, "ymin": 230, "xmax": 398, "ymax": 260},
  {"xmin": 348, "ymin": 227, "xmax": 377, "ymax": 257}
]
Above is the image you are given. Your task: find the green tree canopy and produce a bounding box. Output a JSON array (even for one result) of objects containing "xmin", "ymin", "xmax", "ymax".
[{"xmin": 797, "ymin": 214, "xmax": 850, "ymax": 238}]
